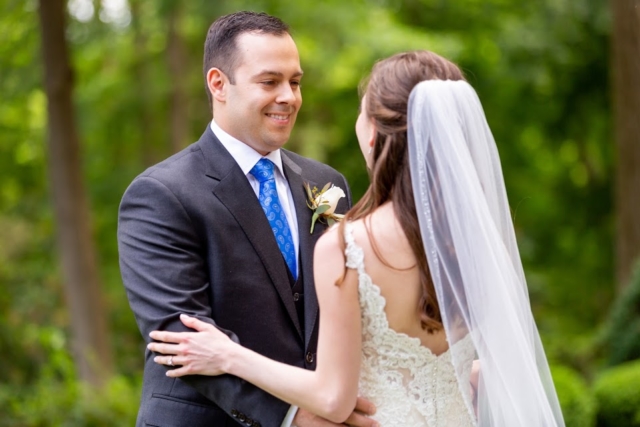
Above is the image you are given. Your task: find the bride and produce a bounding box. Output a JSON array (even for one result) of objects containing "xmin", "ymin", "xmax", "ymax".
[{"xmin": 147, "ymin": 50, "xmax": 565, "ymax": 427}]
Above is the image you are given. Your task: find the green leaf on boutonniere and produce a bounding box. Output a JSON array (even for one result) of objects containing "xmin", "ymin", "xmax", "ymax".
[
  {"xmin": 310, "ymin": 205, "xmax": 331, "ymax": 233},
  {"xmin": 304, "ymin": 182, "xmax": 314, "ymax": 202},
  {"xmin": 315, "ymin": 204, "xmax": 331, "ymax": 215},
  {"xmin": 310, "ymin": 212, "xmax": 319, "ymax": 233}
]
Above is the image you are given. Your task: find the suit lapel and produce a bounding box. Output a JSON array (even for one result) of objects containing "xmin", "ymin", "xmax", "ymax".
[
  {"xmin": 198, "ymin": 129, "xmax": 303, "ymax": 340},
  {"xmin": 281, "ymin": 152, "xmax": 327, "ymax": 350}
]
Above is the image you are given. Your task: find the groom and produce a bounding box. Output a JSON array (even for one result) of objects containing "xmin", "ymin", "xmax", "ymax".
[{"xmin": 118, "ymin": 11, "xmax": 375, "ymax": 427}]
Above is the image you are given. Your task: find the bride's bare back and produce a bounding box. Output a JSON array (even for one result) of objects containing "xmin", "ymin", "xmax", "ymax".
[{"xmin": 348, "ymin": 202, "xmax": 449, "ymax": 356}]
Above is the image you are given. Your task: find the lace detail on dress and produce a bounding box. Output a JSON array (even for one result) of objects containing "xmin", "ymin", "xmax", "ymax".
[{"xmin": 344, "ymin": 222, "xmax": 477, "ymax": 427}]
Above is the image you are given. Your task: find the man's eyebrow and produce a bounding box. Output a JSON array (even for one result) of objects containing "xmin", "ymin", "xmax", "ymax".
[{"xmin": 252, "ymin": 70, "xmax": 304, "ymax": 78}]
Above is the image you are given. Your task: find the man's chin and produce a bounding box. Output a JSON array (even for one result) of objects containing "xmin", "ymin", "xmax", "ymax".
[{"xmin": 263, "ymin": 134, "xmax": 292, "ymax": 150}]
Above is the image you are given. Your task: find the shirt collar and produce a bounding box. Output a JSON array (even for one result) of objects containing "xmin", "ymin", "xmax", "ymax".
[{"xmin": 210, "ymin": 119, "xmax": 285, "ymax": 178}]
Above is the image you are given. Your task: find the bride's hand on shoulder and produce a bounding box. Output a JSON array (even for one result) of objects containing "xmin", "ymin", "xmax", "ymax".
[{"xmin": 148, "ymin": 314, "xmax": 238, "ymax": 377}]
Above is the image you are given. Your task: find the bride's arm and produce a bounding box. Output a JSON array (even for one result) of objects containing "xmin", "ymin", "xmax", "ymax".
[{"xmin": 148, "ymin": 227, "xmax": 362, "ymax": 423}]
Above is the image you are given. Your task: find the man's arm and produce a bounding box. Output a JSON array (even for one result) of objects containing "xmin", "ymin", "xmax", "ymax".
[{"xmin": 118, "ymin": 175, "xmax": 291, "ymax": 426}]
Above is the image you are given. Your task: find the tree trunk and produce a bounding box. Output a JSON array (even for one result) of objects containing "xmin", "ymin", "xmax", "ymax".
[
  {"xmin": 166, "ymin": 3, "xmax": 189, "ymax": 153},
  {"xmin": 130, "ymin": 0, "xmax": 156, "ymax": 166},
  {"xmin": 38, "ymin": 0, "xmax": 112, "ymax": 386},
  {"xmin": 612, "ymin": 0, "xmax": 640, "ymax": 290}
]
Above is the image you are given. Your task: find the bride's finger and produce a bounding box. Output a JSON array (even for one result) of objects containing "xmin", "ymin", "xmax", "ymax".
[
  {"xmin": 166, "ymin": 366, "xmax": 189, "ymax": 378},
  {"xmin": 180, "ymin": 314, "xmax": 215, "ymax": 332},
  {"xmin": 147, "ymin": 342, "xmax": 180, "ymax": 355},
  {"xmin": 149, "ymin": 330, "xmax": 186, "ymax": 343},
  {"xmin": 353, "ymin": 397, "xmax": 376, "ymax": 415},
  {"xmin": 343, "ymin": 410, "xmax": 378, "ymax": 427},
  {"xmin": 153, "ymin": 355, "xmax": 182, "ymax": 367},
  {"xmin": 345, "ymin": 397, "xmax": 378, "ymax": 427}
]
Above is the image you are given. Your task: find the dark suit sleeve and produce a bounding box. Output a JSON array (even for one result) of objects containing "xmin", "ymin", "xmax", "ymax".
[{"xmin": 118, "ymin": 176, "xmax": 291, "ymax": 427}]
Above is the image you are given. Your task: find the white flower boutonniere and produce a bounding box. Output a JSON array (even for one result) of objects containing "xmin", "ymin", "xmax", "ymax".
[{"xmin": 305, "ymin": 182, "xmax": 346, "ymax": 233}]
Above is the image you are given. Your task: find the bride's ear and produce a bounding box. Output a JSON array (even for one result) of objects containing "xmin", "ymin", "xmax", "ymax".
[{"xmin": 368, "ymin": 121, "xmax": 377, "ymax": 151}]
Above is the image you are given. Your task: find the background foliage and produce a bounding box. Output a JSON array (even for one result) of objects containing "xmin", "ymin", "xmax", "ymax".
[{"xmin": 0, "ymin": 0, "xmax": 636, "ymax": 425}]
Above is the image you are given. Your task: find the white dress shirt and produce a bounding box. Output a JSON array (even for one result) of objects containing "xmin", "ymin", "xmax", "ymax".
[{"xmin": 209, "ymin": 120, "xmax": 300, "ymax": 426}]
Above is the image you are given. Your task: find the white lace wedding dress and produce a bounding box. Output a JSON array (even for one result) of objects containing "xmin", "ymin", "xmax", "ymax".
[{"xmin": 344, "ymin": 223, "xmax": 477, "ymax": 427}]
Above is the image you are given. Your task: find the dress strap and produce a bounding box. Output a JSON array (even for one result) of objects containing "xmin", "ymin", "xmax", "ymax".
[{"xmin": 343, "ymin": 222, "xmax": 366, "ymax": 275}]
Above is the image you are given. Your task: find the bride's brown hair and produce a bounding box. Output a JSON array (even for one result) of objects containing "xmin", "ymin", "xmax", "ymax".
[{"xmin": 339, "ymin": 50, "xmax": 465, "ymax": 333}]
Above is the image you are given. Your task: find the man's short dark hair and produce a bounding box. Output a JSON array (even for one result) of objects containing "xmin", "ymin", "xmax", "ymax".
[{"xmin": 203, "ymin": 11, "xmax": 290, "ymax": 107}]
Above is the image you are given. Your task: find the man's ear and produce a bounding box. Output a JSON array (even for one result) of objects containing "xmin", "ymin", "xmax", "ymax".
[{"xmin": 207, "ymin": 68, "xmax": 228, "ymax": 102}]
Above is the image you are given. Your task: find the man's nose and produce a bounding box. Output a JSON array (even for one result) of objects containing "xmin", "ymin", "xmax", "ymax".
[{"xmin": 276, "ymin": 83, "xmax": 297, "ymax": 104}]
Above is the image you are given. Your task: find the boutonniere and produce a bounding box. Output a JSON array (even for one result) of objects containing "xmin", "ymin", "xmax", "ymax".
[{"xmin": 305, "ymin": 182, "xmax": 346, "ymax": 233}]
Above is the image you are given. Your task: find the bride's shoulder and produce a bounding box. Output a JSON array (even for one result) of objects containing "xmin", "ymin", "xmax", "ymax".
[
  {"xmin": 314, "ymin": 221, "xmax": 365, "ymax": 268},
  {"xmin": 313, "ymin": 225, "xmax": 350, "ymax": 288},
  {"xmin": 314, "ymin": 224, "xmax": 345, "ymax": 260}
]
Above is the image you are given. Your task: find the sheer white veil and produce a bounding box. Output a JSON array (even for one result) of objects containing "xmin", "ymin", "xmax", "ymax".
[{"xmin": 407, "ymin": 80, "xmax": 565, "ymax": 426}]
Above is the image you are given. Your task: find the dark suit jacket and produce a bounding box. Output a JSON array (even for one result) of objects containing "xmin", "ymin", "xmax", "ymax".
[{"xmin": 118, "ymin": 126, "xmax": 352, "ymax": 427}]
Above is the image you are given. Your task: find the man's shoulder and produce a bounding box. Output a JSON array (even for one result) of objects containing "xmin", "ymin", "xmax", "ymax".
[
  {"xmin": 138, "ymin": 143, "xmax": 204, "ymax": 181},
  {"xmin": 282, "ymin": 149, "xmax": 343, "ymax": 178},
  {"xmin": 120, "ymin": 143, "xmax": 207, "ymax": 204},
  {"xmin": 133, "ymin": 126, "xmax": 218, "ymax": 184}
]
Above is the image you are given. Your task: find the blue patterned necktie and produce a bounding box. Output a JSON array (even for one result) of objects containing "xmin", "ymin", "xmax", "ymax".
[{"xmin": 250, "ymin": 158, "xmax": 298, "ymax": 280}]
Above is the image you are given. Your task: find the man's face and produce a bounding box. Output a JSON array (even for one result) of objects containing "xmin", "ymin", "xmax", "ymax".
[{"xmin": 213, "ymin": 32, "xmax": 303, "ymax": 154}]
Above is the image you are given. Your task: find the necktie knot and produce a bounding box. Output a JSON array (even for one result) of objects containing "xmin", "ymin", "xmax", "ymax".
[{"xmin": 250, "ymin": 158, "xmax": 275, "ymax": 183}]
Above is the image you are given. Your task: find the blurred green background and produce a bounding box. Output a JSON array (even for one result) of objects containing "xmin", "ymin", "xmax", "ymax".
[{"xmin": 2, "ymin": 0, "xmax": 639, "ymax": 425}]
